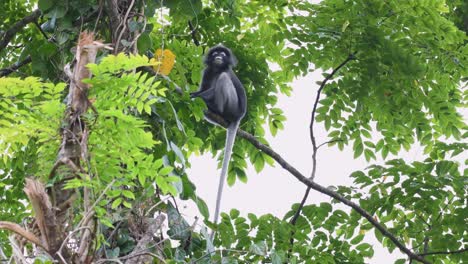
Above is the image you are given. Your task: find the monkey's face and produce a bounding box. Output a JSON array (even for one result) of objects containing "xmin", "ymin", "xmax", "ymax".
[
  {"xmin": 204, "ymin": 45, "xmax": 237, "ymax": 69},
  {"xmin": 211, "ymin": 50, "xmax": 227, "ymax": 66}
]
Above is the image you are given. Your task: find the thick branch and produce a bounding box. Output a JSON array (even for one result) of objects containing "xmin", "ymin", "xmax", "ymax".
[
  {"xmin": 0, "ymin": 55, "xmax": 32, "ymax": 77},
  {"xmin": 0, "ymin": 9, "xmax": 41, "ymax": 53},
  {"xmin": 24, "ymin": 178, "xmax": 60, "ymax": 253},
  {"xmin": 124, "ymin": 215, "xmax": 166, "ymax": 264},
  {"xmin": 0, "ymin": 221, "xmax": 48, "ymax": 251},
  {"xmin": 204, "ymin": 112, "xmax": 430, "ymax": 264}
]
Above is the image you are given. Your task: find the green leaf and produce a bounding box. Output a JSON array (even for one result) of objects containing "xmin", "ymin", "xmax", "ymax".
[
  {"xmin": 122, "ymin": 190, "xmax": 135, "ymax": 200},
  {"xmin": 137, "ymin": 33, "xmax": 153, "ymax": 53},
  {"xmin": 138, "ymin": 174, "xmax": 146, "ymax": 185},
  {"xmin": 271, "ymin": 250, "xmax": 285, "ymax": 264},
  {"xmin": 354, "ymin": 142, "xmax": 364, "ymax": 158},
  {"xmin": 253, "ymin": 153, "xmax": 265, "ymax": 172},
  {"xmin": 249, "ymin": 241, "xmax": 267, "ymax": 256},
  {"xmin": 194, "ymin": 196, "xmax": 209, "ymax": 219},
  {"xmin": 159, "ymin": 166, "xmax": 173, "ymax": 176},
  {"xmin": 47, "ymin": 5, "xmax": 67, "ymax": 19},
  {"xmin": 342, "ymin": 20, "xmax": 350, "ymax": 32},
  {"xmin": 38, "ymin": 0, "xmax": 54, "ymax": 11},
  {"xmin": 230, "ymin": 209, "xmax": 240, "ymax": 219},
  {"xmin": 111, "ymin": 198, "xmax": 122, "ymax": 209},
  {"xmin": 350, "ymin": 234, "xmax": 364, "ymax": 245},
  {"xmin": 221, "ymin": 257, "xmax": 238, "ymax": 264}
]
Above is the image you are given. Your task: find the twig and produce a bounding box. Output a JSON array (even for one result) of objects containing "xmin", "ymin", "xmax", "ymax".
[
  {"xmin": 114, "ymin": 0, "xmax": 136, "ymax": 53},
  {"xmin": 8, "ymin": 236, "xmax": 28, "ymax": 263},
  {"xmin": 93, "ymin": 0, "xmax": 104, "ymax": 33},
  {"xmin": 130, "ymin": 9, "xmax": 147, "ymax": 55},
  {"xmin": 188, "ymin": 20, "xmax": 200, "ymax": 46},
  {"xmin": 204, "ymin": 111, "xmax": 431, "ymax": 264},
  {"xmin": 145, "ymin": 197, "xmax": 169, "ymax": 216},
  {"xmin": 33, "ymin": 21, "xmax": 53, "ymax": 43},
  {"xmin": 122, "ymin": 214, "xmax": 166, "ymax": 264},
  {"xmin": 419, "ymin": 248, "xmax": 468, "ymax": 257},
  {"xmin": 58, "ymin": 226, "xmax": 92, "ymax": 256},
  {"xmin": 77, "ymin": 179, "xmax": 116, "ymax": 228},
  {"xmin": 421, "ymin": 197, "xmax": 454, "ymax": 254},
  {"xmin": 96, "ymin": 252, "xmax": 166, "ymax": 264},
  {"xmin": 0, "ymin": 9, "xmax": 42, "ymax": 53},
  {"xmin": 290, "ymin": 53, "xmax": 356, "ymax": 227},
  {"xmin": 317, "ymin": 139, "xmax": 343, "ymax": 150},
  {"xmin": 49, "ymin": 157, "xmax": 81, "ymax": 179}
]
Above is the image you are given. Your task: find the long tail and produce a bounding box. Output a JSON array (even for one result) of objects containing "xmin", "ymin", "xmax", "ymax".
[{"xmin": 211, "ymin": 121, "xmax": 239, "ymax": 240}]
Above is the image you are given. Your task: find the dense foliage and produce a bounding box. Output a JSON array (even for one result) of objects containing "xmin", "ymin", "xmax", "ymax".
[{"xmin": 0, "ymin": 0, "xmax": 466, "ymax": 263}]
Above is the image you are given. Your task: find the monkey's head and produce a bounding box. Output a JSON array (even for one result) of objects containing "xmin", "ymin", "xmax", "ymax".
[{"xmin": 204, "ymin": 45, "xmax": 237, "ymax": 70}]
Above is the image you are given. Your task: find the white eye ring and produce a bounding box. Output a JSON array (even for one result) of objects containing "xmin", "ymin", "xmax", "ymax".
[{"xmin": 220, "ymin": 52, "xmax": 226, "ymax": 56}]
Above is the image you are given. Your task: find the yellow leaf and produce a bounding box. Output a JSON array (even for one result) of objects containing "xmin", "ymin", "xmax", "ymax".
[
  {"xmin": 153, "ymin": 49, "xmax": 176, "ymax": 76},
  {"xmin": 341, "ymin": 20, "xmax": 350, "ymax": 32}
]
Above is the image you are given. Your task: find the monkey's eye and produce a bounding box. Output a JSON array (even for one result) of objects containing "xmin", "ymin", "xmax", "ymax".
[
  {"xmin": 212, "ymin": 52, "xmax": 218, "ymax": 56},
  {"xmin": 220, "ymin": 52, "xmax": 226, "ymax": 56}
]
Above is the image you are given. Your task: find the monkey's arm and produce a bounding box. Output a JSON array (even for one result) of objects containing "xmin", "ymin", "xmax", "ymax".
[
  {"xmin": 190, "ymin": 69, "xmax": 211, "ymax": 98},
  {"xmin": 230, "ymin": 71, "xmax": 247, "ymax": 116}
]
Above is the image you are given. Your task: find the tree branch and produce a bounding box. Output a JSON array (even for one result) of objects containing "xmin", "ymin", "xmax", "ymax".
[
  {"xmin": 0, "ymin": 221, "xmax": 48, "ymax": 251},
  {"xmin": 124, "ymin": 214, "xmax": 166, "ymax": 264},
  {"xmin": 204, "ymin": 111, "xmax": 431, "ymax": 264},
  {"xmin": 0, "ymin": 9, "xmax": 42, "ymax": 53},
  {"xmin": 419, "ymin": 248, "xmax": 468, "ymax": 257},
  {"xmin": 188, "ymin": 20, "xmax": 200, "ymax": 46},
  {"xmin": 0, "ymin": 55, "xmax": 32, "ymax": 77},
  {"xmin": 290, "ymin": 53, "xmax": 356, "ymax": 226}
]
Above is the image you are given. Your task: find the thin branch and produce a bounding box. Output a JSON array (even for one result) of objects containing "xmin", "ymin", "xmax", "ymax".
[
  {"xmin": 33, "ymin": 21, "xmax": 52, "ymax": 42},
  {"xmin": 419, "ymin": 248, "xmax": 468, "ymax": 257},
  {"xmin": 421, "ymin": 197, "xmax": 454, "ymax": 254},
  {"xmin": 317, "ymin": 139, "xmax": 343, "ymax": 150},
  {"xmin": 290, "ymin": 53, "xmax": 356, "ymax": 227},
  {"xmin": 204, "ymin": 112, "xmax": 431, "ymax": 264},
  {"xmin": 58, "ymin": 226, "xmax": 92, "ymax": 255},
  {"xmin": 96, "ymin": 252, "xmax": 166, "ymax": 264},
  {"xmin": 309, "ymin": 53, "xmax": 356, "ymax": 148},
  {"xmin": 77, "ymin": 179, "xmax": 116, "ymax": 228},
  {"xmin": 188, "ymin": 20, "xmax": 200, "ymax": 46},
  {"xmin": 0, "ymin": 9, "xmax": 42, "ymax": 53},
  {"xmin": 114, "ymin": 0, "xmax": 136, "ymax": 53},
  {"xmin": 123, "ymin": 214, "xmax": 166, "ymax": 264}
]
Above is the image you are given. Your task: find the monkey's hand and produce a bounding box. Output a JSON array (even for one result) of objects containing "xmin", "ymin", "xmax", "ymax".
[{"xmin": 190, "ymin": 91, "xmax": 200, "ymax": 98}]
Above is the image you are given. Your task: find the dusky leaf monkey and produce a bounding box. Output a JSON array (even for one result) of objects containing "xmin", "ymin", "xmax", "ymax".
[{"xmin": 191, "ymin": 45, "xmax": 247, "ymax": 238}]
